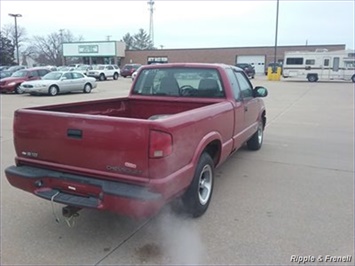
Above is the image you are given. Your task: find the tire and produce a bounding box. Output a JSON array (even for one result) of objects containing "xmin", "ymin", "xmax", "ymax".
[
  {"xmin": 351, "ymin": 75, "xmax": 355, "ymax": 83},
  {"xmin": 113, "ymin": 72, "xmax": 119, "ymax": 80},
  {"xmin": 99, "ymin": 74, "xmax": 105, "ymax": 81},
  {"xmin": 307, "ymin": 74, "xmax": 318, "ymax": 82},
  {"xmin": 15, "ymin": 85, "xmax": 24, "ymax": 94},
  {"xmin": 83, "ymin": 83, "xmax": 92, "ymax": 93},
  {"xmin": 182, "ymin": 152, "xmax": 214, "ymax": 217},
  {"xmin": 247, "ymin": 121, "xmax": 264, "ymax": 150},
  {"xmin": 48, "ymin": 85, "xmax": 58, "ymax": 96}
]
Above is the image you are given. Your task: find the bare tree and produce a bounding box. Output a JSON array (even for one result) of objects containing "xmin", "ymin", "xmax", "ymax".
[
  {"xmin": 1, "ymin": 23, "xmax": 27, "ymax": 51},
  {"xmin": 25, "ymin": 29, "xmax": 83, "ymax": 66}
]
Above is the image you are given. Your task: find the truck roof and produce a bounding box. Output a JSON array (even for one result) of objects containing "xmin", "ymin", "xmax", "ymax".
[{"xmin": 142, "ymin": 62, "xmax": 231, "ymax": 69}]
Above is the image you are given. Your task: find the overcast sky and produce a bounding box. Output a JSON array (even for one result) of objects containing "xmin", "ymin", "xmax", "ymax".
[{"xmin": 0, "ymin": 0, "xmax": 354, "ymax": 50}]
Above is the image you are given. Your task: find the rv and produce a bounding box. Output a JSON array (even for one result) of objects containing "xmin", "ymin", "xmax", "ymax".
[{"xmin": 282, "ymin": 49, "xmax": 355, "ymax": 82}]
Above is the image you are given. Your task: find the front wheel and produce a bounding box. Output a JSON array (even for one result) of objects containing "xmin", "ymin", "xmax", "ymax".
[
  {"xmin": 181, "ymin": 152, "xmax": 214, "ymax": 217},
  {"xmin": 99, "ymin": 74, "xmax": 105, "ymax": 81},
  {"xmin": 113, "ymin": 73, "xmax": 119, "ymax": 80},
  {"xmin": 247, "ymin": 121, "xmax": 264, "ymax": 150},
  {"xmin": 351, "ymin": 75, "xmax": 355, "ymax": 83},
  {"xmin": 15, "ymin": 85, "xmax": 24, "ymax": 94},
  {"xmin": 48, "ymin": 85, "xmax": 58, "ymax": 96}
]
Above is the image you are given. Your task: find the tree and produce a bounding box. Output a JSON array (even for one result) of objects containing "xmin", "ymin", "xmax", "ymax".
[
  {"xmin": 0, "ymin": 33, "xmax": 15, "ymax": 65},
  {"xmin": 121, "ymin": 33, "xmax": 134, "ymax": 50},
  {"xmin": 121, "ymin": 29, "xmax": 154, "ymax": 50},
  {"xmin": 1, "ymin": 23, "xmax": 27, "ymax": 53},
  {"xmin": 25, "ymin": 29, "xmax": 83, "ymax": 66}
]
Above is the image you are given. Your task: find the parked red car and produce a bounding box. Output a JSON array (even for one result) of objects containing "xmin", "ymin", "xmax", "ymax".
[
  {"xmin": 120, "ymin": 64, "xmax": 142, "ymax": 78},
  {"xmin": 0, "ymin": 67, "xmax": 50, "ymax": 94}
]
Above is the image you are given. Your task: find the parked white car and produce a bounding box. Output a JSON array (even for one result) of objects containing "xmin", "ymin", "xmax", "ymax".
[
  {"xmin": 87, "ymin": 64, "xmax": 120, "ymax": 81},
  {"xmin": 75, "ymin": 65, "xmax": 93, "ymax": 76},
  {"xmin": 20, "ymin": 71, "xmax": 97, "ymax": 96},
  {"xmin": 131, "ymin": 66, "xmax": 143, "ymax": 81}
]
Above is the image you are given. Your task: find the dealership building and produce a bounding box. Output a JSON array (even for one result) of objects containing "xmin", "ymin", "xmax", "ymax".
[{"xmin": 63, "ymin": 41, "xmax": 346, "ymax": 74}]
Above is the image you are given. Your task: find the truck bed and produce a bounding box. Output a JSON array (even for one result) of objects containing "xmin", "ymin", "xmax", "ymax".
[
  {"xmin": 32, "ymin": 97, "xmax": 213, "ymax": 119},
  {"xmin": 13, "ymin": 97, "xmax": 233, "ymax": 186}
]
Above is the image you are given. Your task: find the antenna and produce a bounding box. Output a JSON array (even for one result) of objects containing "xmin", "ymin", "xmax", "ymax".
[{"xmin": 147, "ymin": 0, "xmax": 154, "ymax": 45}]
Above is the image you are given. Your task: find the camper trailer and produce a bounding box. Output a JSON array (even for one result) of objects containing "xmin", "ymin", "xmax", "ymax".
[{"xmin": 282, "ymin": 49, "xmax": 355, "ymax": 82}]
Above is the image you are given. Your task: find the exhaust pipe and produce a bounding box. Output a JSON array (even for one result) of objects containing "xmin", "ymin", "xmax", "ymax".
[{"xmin": 62, "ymin": 205, "xmax": 81, "ymax": 218}]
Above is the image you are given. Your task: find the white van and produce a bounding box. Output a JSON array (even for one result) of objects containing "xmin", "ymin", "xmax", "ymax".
[{"xmin": 282, "ymin": 49, "xmax": 355, "ymax": 82}]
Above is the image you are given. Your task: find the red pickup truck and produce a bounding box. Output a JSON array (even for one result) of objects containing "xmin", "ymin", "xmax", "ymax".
[{"xmin": 5, "ymin": 63, "xmax": 268, "ymax": 219}]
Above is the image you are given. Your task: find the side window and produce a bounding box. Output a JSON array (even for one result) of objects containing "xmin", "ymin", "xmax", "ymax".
[
  {"xmin": 324, "ymin": 59, "xmax": 330, "ymax": 66},
  {"xmin": 235, "ymin": 71, "xmax": 253, "ymax": 98},
  {"xmin": 107, "ymin": 66, "xmax": 113, "ymax": 70},
  {"xmin": 305, "ymin": 59, "xmax": 315, "ymax": 65},
  {"xmin": 29, "ymin": 71, "xmax": 38, "ymax": 77},
  {"xmin": 72, "ymin": 72, "xmax": 84, "ymax": 79},
  {"xmin": 286, "ymin": 57, "xmax": 303, "ymax": 65},
  {"xmin": 38, "ymin": 70, "xmax": 49, "ymax": 76},
  {"xmin": 63, "ymin": 73, "xmax": 72, "ymax": 79},
  {"xmin": 225, "ymin": 68, "xmax": 242, "ymax": 101}
]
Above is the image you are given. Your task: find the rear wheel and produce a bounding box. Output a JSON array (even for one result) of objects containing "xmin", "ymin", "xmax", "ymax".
[
  {"xmin": 48, "ymin": 85, "xmax": 58, "ymax": 96},
  {"xmin": 247, "ymin": 121, "xmax": 264, "ymax": 150},
  {"xmin": 351, "ymin": 75, "xmax": 355, "ymax": 83},
  {"xmin": 83, "ymin": 83, "xmax": 92, "ymax": 93},
  {"xmin": 181, "ymin": 152, "xmax": 214, "ymax": 217},
  {"xmin": 15, "ymin": 85, "xmax": 24, "ymax": 94},
  {"xmin": 307, "ymin": 74, "xmax": 318, "ymax": 82}
]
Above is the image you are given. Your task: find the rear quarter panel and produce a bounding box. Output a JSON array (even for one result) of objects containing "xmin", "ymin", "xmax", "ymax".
[{"xmin": 148, "ymin": 101, "xmax": 235, "ymax": 196}]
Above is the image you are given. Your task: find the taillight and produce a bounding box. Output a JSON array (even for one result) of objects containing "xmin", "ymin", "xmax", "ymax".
[{"xmin": 149, "ymin": 130, "xmax": 172, "ymax": 158}]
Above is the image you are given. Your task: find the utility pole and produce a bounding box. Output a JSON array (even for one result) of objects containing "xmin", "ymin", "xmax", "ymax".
[
  {"xmin": 59, "ymin": 29, "xmax": 65, "ymax": 65},
  {"xmin": 8, "ymin": 13, "xmax": 22, "ymax": 65},
  {"xmin": 147, "ymin": 0, "xmax": 155, "ymax": 45},
  {"xmin": 273, "ymin": 0, "xmax": 279, "ymax": 67}
]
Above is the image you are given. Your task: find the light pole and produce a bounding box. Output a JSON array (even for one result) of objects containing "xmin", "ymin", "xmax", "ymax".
[
  {"xmin": 8, "ymin": 13, "xmax": 22, "ymax": 65},
  {"xmin": 273, "ymin": 0, "xmax": 279, "ymax": 70},
  {"xmin": 59, "ymin": 29, "xmax": 65, "ymax": 65}
]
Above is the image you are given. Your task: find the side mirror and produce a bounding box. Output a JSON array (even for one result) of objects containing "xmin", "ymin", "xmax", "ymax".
[
  {"xmin": 60, "ymin": 77, "xmax": 67, "ymax": 81},
  {"xmin": 253, "ymin": 86, "xmax": 268, "ymax": 97}
]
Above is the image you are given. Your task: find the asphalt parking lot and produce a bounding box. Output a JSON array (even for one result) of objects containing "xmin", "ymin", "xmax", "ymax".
[{"xmin": 1, "ymin": 76, "xmax": 354, "ymax": 265}]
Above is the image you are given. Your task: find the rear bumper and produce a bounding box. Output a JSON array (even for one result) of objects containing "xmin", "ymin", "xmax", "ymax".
[{"xmin": 5, "ymin": 165, "xmax": 164, "ymax": 219}]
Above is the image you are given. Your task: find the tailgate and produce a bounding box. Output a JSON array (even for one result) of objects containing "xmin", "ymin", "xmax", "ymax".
[{"xmin": 13, "ymin": 109, "xmax": 150, "ymax": 181}]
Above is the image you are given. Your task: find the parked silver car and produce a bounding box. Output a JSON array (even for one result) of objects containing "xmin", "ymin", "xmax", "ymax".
[{"xmin": 20, "ymin": 71, "xmax": 97, "ymax": 96}]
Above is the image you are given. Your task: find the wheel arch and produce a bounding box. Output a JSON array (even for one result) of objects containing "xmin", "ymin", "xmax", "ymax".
[
  {"xmin": 191, "ymin": 132, "xmax": 223, "ymax": 168},
  {"xmin": 84, "ymin": 82, "xmax": 92, "ymax": 88},
  {"xmin": 261, "ymin": 109, "xmax": 266, "ymax": 129}
]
